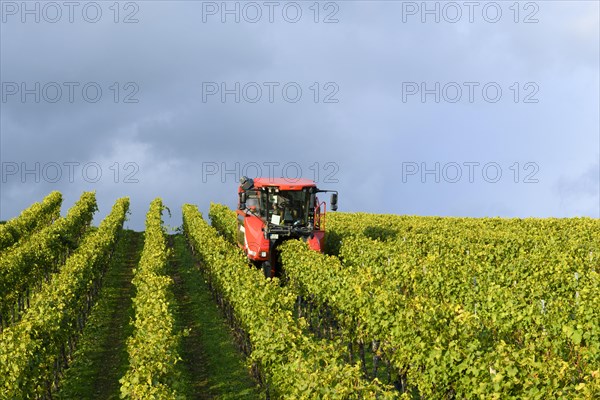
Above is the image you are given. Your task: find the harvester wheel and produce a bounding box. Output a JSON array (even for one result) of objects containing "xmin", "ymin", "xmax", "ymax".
[{"xmin": 262, "ymin": 262, "xmax": 272, "ymax": 278}]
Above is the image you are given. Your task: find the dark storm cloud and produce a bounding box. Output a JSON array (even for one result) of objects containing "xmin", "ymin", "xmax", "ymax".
[{"xmin": 1, "ymin": 1, "xmax": 598, "ymax": 229}]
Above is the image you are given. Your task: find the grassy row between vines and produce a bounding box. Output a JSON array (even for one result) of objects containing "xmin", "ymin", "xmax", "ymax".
[
  {"xmin": 167, "ymin": 233, "xmax": 260, "ymax": 398},
  {"xmin": 56, "ymin": 229, "xmax": 140, "ymax": 399}
]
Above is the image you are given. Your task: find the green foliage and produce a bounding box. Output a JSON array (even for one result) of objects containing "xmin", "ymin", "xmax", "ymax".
[
  {"xmin": 56, "ymin": 230, "xmax": 140, "ymax": 400},
  {"xmin": 183, "ymin": 204, "xmax": 395, "ymax": 399},
  {"xmin": 208, "ymin": 202, "xmax": 237, "ymax": 244},
  {"xmin": 0, "ymin": 191, "xmax": 62, "ymax": 252},
  {"xmin": 120, "ymin": 199, "xmax": 184, "ymax": 399},
  {"xmin": 0, "ymin": 196, "xmax": 129, "ymax": 399},
  {"xmin": 286, "ymin": 213, "xmax": 600, "ymax": 398},
  {"xmin": 0, "ymin": 191, "xmax": 98, "ymax": 325},
  {"xmin": 3, "ymin": 197, "xmax": 598, "ymax": 399}
]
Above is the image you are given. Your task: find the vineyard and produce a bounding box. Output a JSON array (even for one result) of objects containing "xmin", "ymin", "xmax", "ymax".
[{"xmin": 1, "ymin": 192, "xmax": 599, "ymax": 399}]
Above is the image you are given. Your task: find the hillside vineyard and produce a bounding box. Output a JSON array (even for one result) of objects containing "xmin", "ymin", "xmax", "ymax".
[{"xmin": 0, "ymin": 192, "xmax": 598, "ymax": 399}]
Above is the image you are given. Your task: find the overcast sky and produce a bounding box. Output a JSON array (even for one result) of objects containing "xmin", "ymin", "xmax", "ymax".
[{"xmin": 1, "ymin": 0, "xmax": 598, "ymax": 230}]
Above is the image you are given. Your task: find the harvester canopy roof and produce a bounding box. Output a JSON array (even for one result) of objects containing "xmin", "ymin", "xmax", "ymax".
[{"xmin": 252, "ymin": 178, "xmax": 317, "ymax": 190}]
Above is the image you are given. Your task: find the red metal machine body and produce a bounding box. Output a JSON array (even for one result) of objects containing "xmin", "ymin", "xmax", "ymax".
[{"xmin": 236, "ymin": 176, "xmax": 338, "ymax": 277}]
